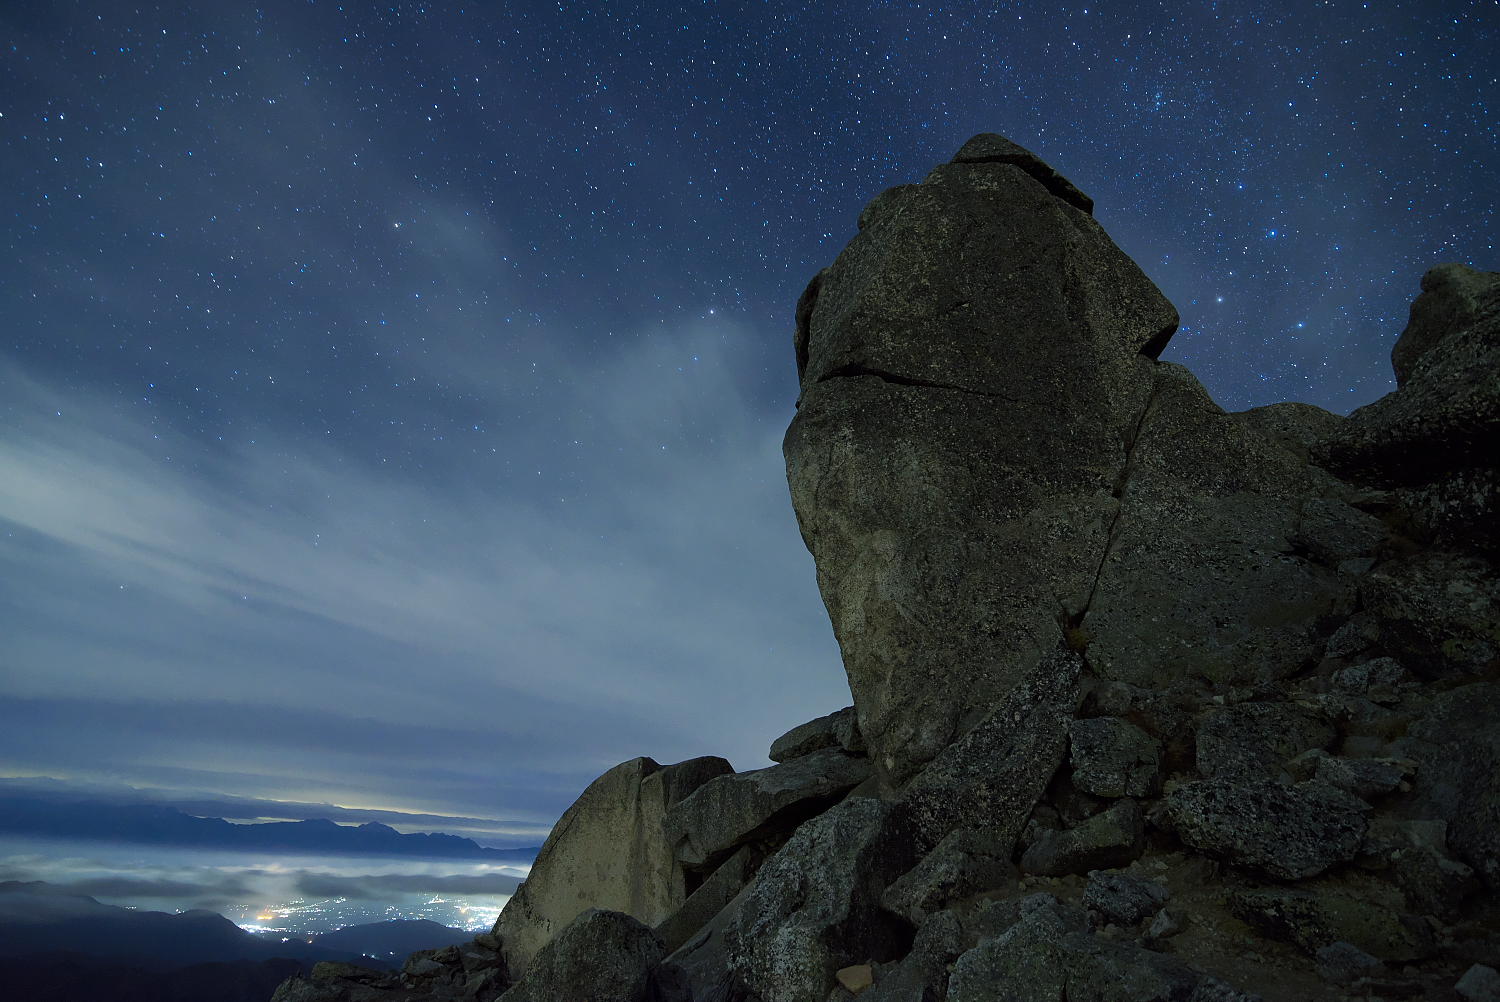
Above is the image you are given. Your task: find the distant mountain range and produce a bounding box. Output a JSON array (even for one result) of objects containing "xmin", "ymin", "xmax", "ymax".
[
  {"xmin": 0, "ymin": 792, "xmax": 539, "ymax": 861},
  {"xmin": 0, "ymin": 881, "xmax": 471, "ymax": 1002}
]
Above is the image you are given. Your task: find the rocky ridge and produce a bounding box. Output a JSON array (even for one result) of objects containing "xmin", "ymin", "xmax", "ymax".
[{"xmin": 274, "ymin": 135, "xmax": 1500, "ymax": 1002}]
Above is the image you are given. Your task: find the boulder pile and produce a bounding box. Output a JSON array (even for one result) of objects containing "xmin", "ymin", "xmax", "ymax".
[{"xmin": 275, "ymin": 135, "xmax": 1499, "ymax": 1002}]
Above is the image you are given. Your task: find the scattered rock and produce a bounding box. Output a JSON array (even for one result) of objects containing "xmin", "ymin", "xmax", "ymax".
[
  {"xmin": 1227, "ymin": 886, "xmax": 1435, "ymax": 962},
  {"xmin": 881, "ymin": 826, "xmax": 1015, "ymax": 925},
  {"xmin": 1146, "ymin": 905, "xmax": 1187, "ymax": 941},
  {"xmin": 836, "ymin": 963, "xmax": 874, "ymax": 994},
  {"xmin": 499, "ymin": 909, "xmax": 664, "ymax": 1002},
  {"xmin": 1194, "ymin": 702, "xmax": 1336, "ymax": 784},
  {"xmin": 1163, "ymin": 779, "xmax": 1368, "ymax": 879},
  {"xmin": 1316, "ymin": 940, "xmax": 1385, "ymax": 986},
  {"xmin": 1069, "ymin": 717, "xmax": 1162, "ymax": 798},
  {"xmin": 666, "ymin": 747, "xmax": 870, "ymax": 869},
  {"xmin": 1313, "ymin": 754, "xmax": 1410, "ymax": 799},
  {"xmin": 1083, "ymin": 870, "xmax": 1170, "ymax": 926},
  {"xmin": 1019, "ymin": 799, "xmax": 1145, "ymax": 877}
]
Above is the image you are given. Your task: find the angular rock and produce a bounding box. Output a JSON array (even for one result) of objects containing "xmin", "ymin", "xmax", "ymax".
[
  {"xmin": 499, "ymin": 908, "xmax": 665, "ymax": 1002},
  {"xmin": 946, "ymin": 893, "xmax": 1225, "ymax": 1002},
  {"xmin": 1068, "ymin": 716, "xmax": 1161, "ymax": 798},
  {"xmin": 770, "ymin": 706, "xmax": 861, "ymax": 762},
  {"xmin": 881, "ymin": 827, "xmax": 1015, "ymax": 925},
  {"xmin": 720, "ymin": 796, "xmax": 917, "ymax": 1002},
  {"xmin": 896, "ymin": 650, "xmax": 1082, "ymax": 853},
  {"xmin": 1163, "ymin": 779, "xmax": 1368, "ymax": 879},
  {"xmin": 1226, "ymin": 887, "xmax": 1435, "ymax": 962},
  {"xmin": 1359, "ymin": 552, "xmax": 1500, "ymax": 677},
  {"xmin": 1359, "ymin": 818, "xmax": 1477, "ymax": 916},
  {"xmin": 666, "ymin": 747, "xmax": 870, "ymax": 868},
  {"xmin": 496, "ymin": 754, "xmax": 730, "ymax": 977},
  {"xmin": 785, "ymin": 134, "xmax": 1176, "ymax": 784},
  {"xmin": 1325, "ymin": 614, "xmax": 1381, "ymax": 659},
  {"xmin": 1398, "ymin": 681, "xmax": 1500, "ymax": 888},
  {"xmin": 1317, "ymin": 263, "xmax": 1500, "ymax": 549},
  {"xmin": 1312, "ymin": 754, "xmax": 1410, "ymax": 799},
  {"xmin": 1315, "ymin": 941, "xmax": 1385, "ymax": 986},
  {"xmin": 1331, "ymin": 656, "xmax": 1405, "ymax": 698},
  {"xmin": 836, "ymin": 963, "xmax": 874, "ymax": 993},
  {"xmin": 1194, "ymin": 701, "xmax": 1335, "ymax": 784},
  {"xmin": 1458, "ymin": 964, "xmax": 1500, "ymax": 1002},
  {"xmin": 1082, "ymin": 870, "xmax": 1170, "ymax": 927},
  {"xmin": 1019, "ymin": 799, "xmax": 1145, "ymax": 877}
]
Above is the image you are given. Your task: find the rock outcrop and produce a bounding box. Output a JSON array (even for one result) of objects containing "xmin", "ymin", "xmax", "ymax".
[{"xmin": 275, "ymin": 135, "xmax": 1499, "ymax": 1002}]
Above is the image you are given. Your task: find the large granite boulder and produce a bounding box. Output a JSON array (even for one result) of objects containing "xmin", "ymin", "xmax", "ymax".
[
  {"xmin": 495, "ymin": 755, "xmax": 730, "ymax": 977},
  {"xmin": 785, "ymin": 133, "xmax": 1363, "ymax": 785}
]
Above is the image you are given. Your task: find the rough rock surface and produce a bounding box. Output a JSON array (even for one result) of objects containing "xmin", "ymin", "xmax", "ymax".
[
  {"xmin": 1164, "ymin": 779, "xmax": 1369, "ymax": 879},
  {"xmin": 496, "ymin": 755, "xmax": 729, "ymax": 977},
  {"xmin": 499, "ymin": 909, "xmax": 664, "ymax": 1002},
  {"xmin": 665, "ymin": 746, "xmax": 870, "ymax": 868},
  {"xmin": 276, "ymin": 134, "xmax": 1500, "ymax": 1002}
]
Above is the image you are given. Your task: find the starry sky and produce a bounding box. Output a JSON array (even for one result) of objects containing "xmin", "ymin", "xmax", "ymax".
[{"xmin": 1, "ymin": 1, "xmax": 1495, "ymax": 841}]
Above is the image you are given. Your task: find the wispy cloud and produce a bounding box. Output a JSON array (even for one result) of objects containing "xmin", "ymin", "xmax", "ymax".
[{"xmin": 0, "ymin": 322, "xmax": 848, "ymax": 825}]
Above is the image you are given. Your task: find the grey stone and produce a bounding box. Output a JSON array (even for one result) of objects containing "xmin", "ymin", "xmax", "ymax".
[
  {"xmin": 1318, "ymin": 264, "xmax": 1500, "ymax": 551},
  {"xmin": 1457, "ymin": 964, "xmax": 1500, "ymax": 1002},
  {"xmin": 495, "ymin": 755, "xmax": 730, "ymax": 977},
  {"xmin": 948, "ymin": 131, "xmax": 1095, "ymax": 213},
  {"xmin": 1312, "ymin": 754, "xmax": 1410, "ymax": 799},
  {"xmin": 721, "ymin": 796, "xmax": 917, "ymax": 1002},
  {"xmin": 881, "ymin": 827, "xmax": 1015, "ymax": 925},
  {"xmin": 946, "ymin": 894, "xmax": 1216, "ymax": 1002},
  {"xmin": 1359, "ymin": 818, "xmax": 1477, "ymax": 917},
  {"xmin": 1079, "ymin": 363, "xmax": 1355, "ymax": 692},
  {"xmin": 1325, "ymin": 614, "xmax": 1382, "ymax": 658},
  {"xmin": 1359, "ymin": 552, "xmax": 1500, "ymax": 678},
  {"xmin": 1019, "ymin": 799, "xmax": 1145, "ymax": 877},
  {"xmin": 1399, "ymin": 681, "xmax": 1500, "ymax": 888},
  {"xmin": 1315, "ymin": 941, "xmax": 1385, "ymax": 986},
  {"xmin": 1069, "ymin": 716, "xmax": 1161, "ymax": 798},
  {"xmin": 1227, "ymin": 887, "xmax": 1435, "ymax": 962},
  {"xmin": 770, "ymin": 707, "xmax": 859, "ymax": 762},
  {"xmin": 1291, "ymin": 498, "xmax": 1388, "ymax": 565},
  {"xmin": 897, "ymin": 650, "xmax": 1082, "ymax": 853},
  {"xmin": 1331, "ymin": 656, "xmax": 1405, "ymax": 698},
  {"xmin": 785, "ymin": 134, "xmax": 1175, "ymax": 785},
  {"xmin": 654, "ymin": 844, "xmax": 758, "ymax": 953},
  {"xmin": 1146, "ymin": 906, "xmax": 1187, "ymax": 941},
  {"xmin": 499, "ymin": 908, "xmax": 665, "ymax": 1002},
  {"xmin": 1163, "ymin": 779, "xmax": 1368, "ymax": 880},
  {"xmin": 666, "ymin": 747, "xmax": 871, "ymax": 868},
  {"xmin": 1082, "ymin": 870, "xmax": 1170, "ymax": 926},
  {"xmin": 1194, "ymin": 701, "xmax": 1335, "ymax": 784}
]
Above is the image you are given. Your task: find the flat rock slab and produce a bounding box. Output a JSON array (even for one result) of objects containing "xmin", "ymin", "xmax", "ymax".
[
  {"xmin": 1164, "ymin": 779, "xmax": 1368, "ymax": 880},
  {"xmin": 666, "ymin": 746, "xmax": 871, "ymax": 868},
  {"xmin": 770, "ymin": 705, "xmax": 862, "ymax": 761}
]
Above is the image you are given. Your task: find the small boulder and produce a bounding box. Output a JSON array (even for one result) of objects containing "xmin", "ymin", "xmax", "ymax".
[
  {"xmin": 1019, "ymin": 799, "xmax": 1146, "ymax": 877},
  {"xmin": 1227, "ymin": 887, "xmax": 1435, "ymax": 962},
  {"xmin": 1315, "ymin": 941, "xmax": 1384, "ymax": 986},
  {"xmin": 881, "ymin": 827, "xmax": 1015, "ymax": 924},
  {"xmin": 1194, "ymin": 702, "xmax": 1335, "ymax": 784},
  {"xmin": 1458, "ymin": 964, "xmax": 1500, "ymax": 1002},
  {"xmin": 1313, "ymin": 755, "xmax": 1410, "ymax": 799},
  {"xmin": 666, "ymin": 747, "xmax": 871, "ymax": 868},
  {"xmin": 769, "ymin": 706, "xmax": 861, "ymax": 762},
  {"xmin": 1068, "ymin": 717, "xmax": 1162, "ymax": 798},
  {"xmin": 1163, "ymin": 779, "xmax": 1368, "ymax": 880},
  {"xmin": 1325, "ymin": 614, "xmax": 1380, "ymax": 659},
  {"xmin": 1083, "ymin": 870, "xmax": 1171, "ymax": 927}
]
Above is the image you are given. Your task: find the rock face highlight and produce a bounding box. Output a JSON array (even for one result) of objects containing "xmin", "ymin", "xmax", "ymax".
[
  {"xmin": 496, "ymin": 754, "xmax": 729, "ymax": 977},
  {"xmin": 274, "ymin": 136, "xmax": 1499, "ymax": 1002}
]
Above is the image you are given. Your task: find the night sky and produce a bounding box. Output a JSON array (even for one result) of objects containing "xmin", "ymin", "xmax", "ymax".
[{"xmin": 2, "ymin": 1, "xmax": 1495, "ymax": 840}]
